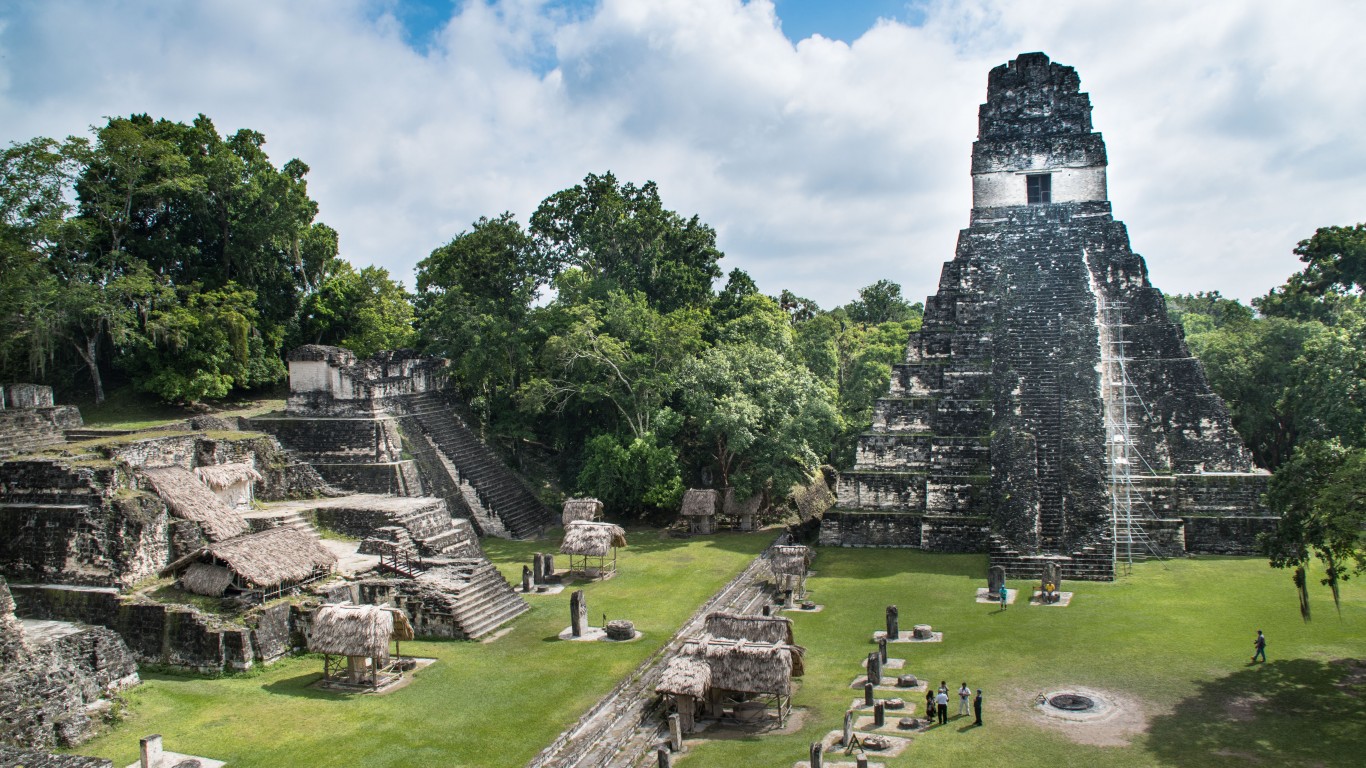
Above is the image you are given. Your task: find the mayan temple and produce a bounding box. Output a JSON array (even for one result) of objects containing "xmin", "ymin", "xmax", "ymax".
[{"xmin": 820, "ymin": 53, "xmax": 1271, "ymax": 579}]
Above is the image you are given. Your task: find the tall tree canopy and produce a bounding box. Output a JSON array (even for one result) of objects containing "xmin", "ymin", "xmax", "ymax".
[{"xmin": 1, "ymin": 114, "xmax": 350, "ymax": 403}]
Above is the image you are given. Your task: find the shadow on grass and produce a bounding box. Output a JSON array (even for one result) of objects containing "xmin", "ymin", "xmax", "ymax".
[
  {"xmin": 261, "ymin": 672, "xmax": 337, "ymax": 699},
  {"xmin": 1146, "ymin": 657, "xmax": 1366, "ymax": 766}
]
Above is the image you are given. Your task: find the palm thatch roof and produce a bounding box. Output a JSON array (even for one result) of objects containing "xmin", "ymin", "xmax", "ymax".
[
  {"xmin": 678, "ymin": 636, "xmax": 805, "ymax": 695},
  {"xmin": 179, "ymin": 562, "xmax": 234, "ymax": 596},
  {"xmin": 141, "ymin": 465, "xmax": 249, "ymax": 542},
  {"xmin": 194, "ymin": 462, "xmax": 262, "ymax": 489},
  {"xmin": 723, "ymin": 488, "xmax": 763, "ymax": 517},
  {"xmin": 562, "ymin": 497, "xmax": 604, "ymax": 525},
  {"xmin": 655, "ymin": 655, "xmax": 711, "ymax": 698},
  {"xmin": 560, "ymin": 521, "xmax": 627, "ymax": 557},
  {"xmin": 309, "ymin": 603, "xmax": 414, "ymax": 657},
  {"xmin": 703, "ymin": 612, "xmax": 795, "ymax": 645},
  {"xmin": 681, "ymin": 488, "xmax": 718, "ymax": 516},
  {"xmin": 165, "ymin": 526, "xmax": 336, "ymax": 591},
  {"xmin": 769, "ymin": 545, "xmax": 811, "ymax": 577}
]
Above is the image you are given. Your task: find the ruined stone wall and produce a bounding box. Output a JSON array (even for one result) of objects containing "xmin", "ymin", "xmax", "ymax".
[
  {"xmin": 0, "ymin": 617, "xmax": 137, "ymax": 749},
  {"xmin": 8, "ymin": 585, "xmax": 296, "ymax": 674},
  {"xmin": 0, "ymin": 745, "xmax": 112, "ymax": 767},
  {"xmin": 0, "ymin": 462, "xmax": 168, "ymax": 588}
]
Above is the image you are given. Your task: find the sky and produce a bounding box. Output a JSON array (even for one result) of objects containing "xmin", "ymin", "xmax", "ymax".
[{"xmin": 2, "ymin": 0, "xmax": 1363, "ymax": 309}]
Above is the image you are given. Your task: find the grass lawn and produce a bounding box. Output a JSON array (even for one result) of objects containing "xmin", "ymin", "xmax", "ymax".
[
  {"xmin": 73, "ymin": 387, "xmax": 286, "ymax": 431},
  {"xmin": 69, "ymin": 530, "xmax": 772, "ymax": 768},
  {"xmin": 679, "ymin": 550, "xmax": 1366, "ymax": 768},
  {"xmin": 68, "ymin": 541, "xmax": 1363, "ymax": 767}
]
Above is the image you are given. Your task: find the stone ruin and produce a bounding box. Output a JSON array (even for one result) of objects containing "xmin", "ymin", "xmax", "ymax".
[
  {"xmin": 821, "ymin": 53, "xmax": 1271, "ymax": 579},
  {"xmin": 0, "ymin": 384, "xmax": 83, "ymax": 460},
  {"xmin": 249, "ymin": 345, "xmax": 554, "ymax": 539},
  {"xmin": 0, "ymin": 345, "xmax": 557, "ymax": 749}
]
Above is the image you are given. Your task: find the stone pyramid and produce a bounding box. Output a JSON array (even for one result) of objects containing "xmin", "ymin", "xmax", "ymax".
[{"xmin": 820, "ymin": 53, "xmax": 1271, "ymax": 580}]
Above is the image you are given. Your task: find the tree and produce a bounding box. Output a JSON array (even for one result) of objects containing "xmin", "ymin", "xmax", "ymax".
[
  {"xmin": 297, "ymin": 261, "xmax": 415, "ymax": 357},
  {"xmin": 1261, "ymin": 440, "xmax": 1366, "ymax": 619},
  {"xmin": 845, "ymin": 279, "xmax": 921, "ymax": 324},
  {"xmin": 121, "ymin": 283, "xmax": 277, "ymax": 404},
  {"xmin": 529, "ymin": 172, "xmax": 723, "ymax": 312},
  {"xmin": 416, "ymin": 213, "xmax": 549, "ymax": 431},
  {"xmin": 576, "ymin": 432, "xmax": 684, "ymax": 520},
  {"xmin": 674, "ymin": 342, "xmax": 841, "ymax": 502},
  {"xmin": 523, "ymin": 287, "xmax": 705, "ymax": 440}
]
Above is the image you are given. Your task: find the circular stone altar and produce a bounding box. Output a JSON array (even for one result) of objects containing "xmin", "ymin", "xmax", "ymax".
[{"xmin": 1036, "ymin": 688, "xmax": 1117, "ymax": 722}]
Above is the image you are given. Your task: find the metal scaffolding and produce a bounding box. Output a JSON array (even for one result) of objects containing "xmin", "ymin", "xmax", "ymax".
[{"xmin": 1100, "ymin": 299, "xmax": 1165, "ymax": 575}]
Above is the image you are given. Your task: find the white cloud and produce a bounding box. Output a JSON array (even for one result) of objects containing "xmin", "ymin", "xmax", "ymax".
[{"xmin": 1, "ymin": 0, "xmax": 1363, "ymax": 308}]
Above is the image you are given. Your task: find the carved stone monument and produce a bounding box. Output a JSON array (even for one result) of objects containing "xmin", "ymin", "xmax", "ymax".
[
  {"xmin": 866, "ymin": 652, "xmax": 882, "ymax": 685},
  {"xmin": 988, "ymin": 565, "xmax": 1006, "ymax": 594},
  {"xmin": 885, "ymin": 604, "xmax": 898, "ymax": 639},
  {"xmin": 809, "ymin": 742, "xmax": 824, "ymax": 768},
  {"xmin": 878, "ymin": 636, "xmax": 888, "ymax": 663},
  {"xmin": 864, "ymin": 681, "xmax": 875, "ymax": 706},
  {"xmin": 522, "ymin": 565, "xmax": 533, "ymax": 593},
  {"xmin": 570, "ymin": 590, "xmax": 587, "ymax": 638}
]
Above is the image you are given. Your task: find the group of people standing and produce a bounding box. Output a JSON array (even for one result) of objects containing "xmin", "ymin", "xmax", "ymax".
[{"xmin": 925, "ymin": 681, "xmax": 983, "ymax": 726}]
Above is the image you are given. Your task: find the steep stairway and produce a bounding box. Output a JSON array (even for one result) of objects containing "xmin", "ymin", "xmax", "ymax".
[{"xmin": 394, "ymin": 391, "xmax": 552, "ymax": 539}]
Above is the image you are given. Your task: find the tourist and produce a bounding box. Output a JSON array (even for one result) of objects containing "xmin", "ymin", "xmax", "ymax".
[
  {"xmin": 974, "ymin": 689, "xmax": 983, "ymax": 726},
  {"xmin": 958, "ymin": 682, "xmax": 971, "ymax": 716},
  {"xmin": 925, "ymin": 688, "xmax": 936, "ymax": 719},
  {"xmin": 1252, "ymin": 630, "xmax": 1266, "ymax": 662},
  {"xmin": 935, "ymin": 689, "xmax": 949, "ymax": 725},
  {"xmin": 1043, "ymin": 581, "xmax": 1056, "ymax": 603},
  {"xmin": 998, "ymin": 583, "xmax": 1008, "ymax": 609}
]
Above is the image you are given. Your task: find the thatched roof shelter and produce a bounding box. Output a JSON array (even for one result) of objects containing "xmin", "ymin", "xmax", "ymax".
[
  {"xmin": 194, "ymin": 462, "xmax": 262, "ymax": 489},
  {"xmin": 179, "ymin": 563, "xmax": 234, "ymax": 596},
  {"xmin": 309, "ymin": 603, "xmax": 414, "ymax": 658},
  {"xmin": 723, "ymin": 488, "xmax": 763, "ymax": 518},
  {"xmin": 562, "ymin": 497, "xmax": 604, "ymax": 526},
  {"xmin": 769, "ymin": 545, "xmax": 811, "ymax": 577},
  {"xmin": 167, "ymin": 526, "xmax": 336, "ymax": 596},
  {"xmin": 678, "ymin": 636, "xmax": 805, "ymax": 695},
  {"xmin": 681, "ymin": 489, "xmax": 718, "ymax": 516},
  {"xmin": 141, "ymin": 465, "xmax": 249, "ymax": 542},
  {"xmin": 703, "ymin": 612, "xmax": 794, "ymax": 645},
  {"xmin": 560, "ymin": 521, "xmax": 627, "ymax": 557},
  {"xmin": 655, "ymin": 655, "xmax": 711, "ymax": 699}
]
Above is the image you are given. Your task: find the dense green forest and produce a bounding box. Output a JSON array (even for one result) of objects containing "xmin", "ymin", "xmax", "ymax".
[{"xmin": 2, "ymin": 114, "xmax": 1361, "ymax": 606}]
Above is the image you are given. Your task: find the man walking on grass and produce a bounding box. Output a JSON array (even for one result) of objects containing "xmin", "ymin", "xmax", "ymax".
[{"xmin": 1252, "ymin": 630, "xmax": 1266, "ymax": 662}]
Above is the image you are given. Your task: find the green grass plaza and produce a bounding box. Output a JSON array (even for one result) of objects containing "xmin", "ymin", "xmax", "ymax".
[{"xmin": 71, "ymin": 529, "xmax": 1365, "ymax": 768}]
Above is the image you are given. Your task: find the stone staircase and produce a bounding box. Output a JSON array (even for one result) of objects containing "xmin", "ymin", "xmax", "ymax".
[
  {"xmin": 394, "ymin": 391, "xmax": 552, "ymax": 539},
  {"xmin": 241, "ymin": 508, "xmax": 323, "ymax": 541},
  {"xmin": 988, "ymin": 535, "xmax": 1115, "ymax": 581},
  {"xmin": 415, "ymin": 559, "xmax": 530, "ymax": 640}
]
